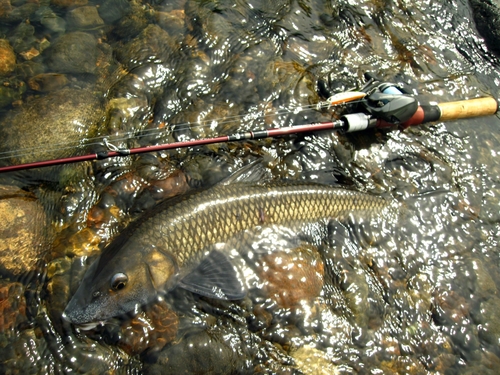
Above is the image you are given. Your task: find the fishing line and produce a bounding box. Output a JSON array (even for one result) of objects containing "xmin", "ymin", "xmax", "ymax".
[{"xmin": 0, "ymin": 99, "xmax": 361, "ymax": 162}]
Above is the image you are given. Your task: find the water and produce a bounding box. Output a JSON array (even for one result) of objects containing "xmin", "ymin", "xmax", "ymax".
[{"xmin": 0, "ymin": 0, "xmax": 500, "ymax": 373}]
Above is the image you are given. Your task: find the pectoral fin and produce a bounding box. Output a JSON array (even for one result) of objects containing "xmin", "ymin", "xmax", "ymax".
[{"xmin": 178, "ymin": 251, "xmax": 246, "ymax": 300}]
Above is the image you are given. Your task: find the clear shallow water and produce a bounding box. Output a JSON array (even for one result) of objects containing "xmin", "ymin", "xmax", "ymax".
[{"xmin": 0, "ymin": 0, "xmax": 499, "ymax": 373}]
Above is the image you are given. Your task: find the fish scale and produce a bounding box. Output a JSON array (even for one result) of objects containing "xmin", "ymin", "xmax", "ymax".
[
  {"xmin": 64, "ymin": 182, "xmax": 391, "ymax": 325},
  {"xmin": 133, "ymin": 183, "xmax": 388, "ymax": 269}
]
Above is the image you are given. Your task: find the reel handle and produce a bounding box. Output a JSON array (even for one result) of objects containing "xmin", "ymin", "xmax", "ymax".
[
  {"xmin": 438, "ymin": 97, "xmax": 498, "ymax": 121},
  {"xmin": 377, "ymin": 97, "xmax": 499, "ymax": 128}
]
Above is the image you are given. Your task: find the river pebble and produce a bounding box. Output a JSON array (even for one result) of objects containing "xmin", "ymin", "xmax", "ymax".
[
  {"xmin": 32, "ymin": 6, "xmax": 66, "ymax": 34},
  {"xmin": 256, "ymin": 244, "xmax": 324, "ymax": 309},
  {"xmin": 0, "ymin": 39, "xmax": 15, "ymax": 75},
  {"xmin": 66, "ymin": 6, "xmax": 104, "ymax": 30},
  {"xmin": 0, "ymin": 187, "xmax": 47, "ymax": 277},
  {"xmin": 0, "ymin": 77, "xmax": 25, "ymax": 108},
  {"xmin": 0, "ymin": 87, "xmax": 104, "ymax": 166},
  {"xmin": 50, "ymin": 0, "xmax": 87, "ymax": 8},
  {"xmin": 292, "ymin": 345, "xmax": 338, "ymax": 375},
  {"xmin": 97, "ymin": 0, "xmax": 131, "ymax": 24},
  {"xmin": 27, "ymin": 73, "xmax": 68, "ymax": 92},
  {"xmin": 115, "ymin": 24, "xmax": 177, "ymax": 68},
  {"xmin": 0, "ymin": 281, "xmax": 26, "ymax": 335},
  {"xmin": 116, "ymin": 301, "xmax": 179, "ymax": 356},
  {"xmin": 7, "ymin": 22, "xmax": 36, "ymax": 55},
  {"xmin": 45, "ymin": 32, "xmax": 99, "ymax": 74},
  {"xmin": 144, "ymin": 326, "xmax": 247, "ymax": 374}
]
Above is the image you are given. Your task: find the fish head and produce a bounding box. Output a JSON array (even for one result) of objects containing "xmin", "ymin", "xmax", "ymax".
[{"xmin": 63, "ymin": 239, "xmax": 178, "ymax": 327}]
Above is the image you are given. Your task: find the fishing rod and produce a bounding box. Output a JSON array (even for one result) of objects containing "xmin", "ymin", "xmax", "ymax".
[{"xmin": 0, "ymin": 78, "xmax": 497, "ymax": 173}]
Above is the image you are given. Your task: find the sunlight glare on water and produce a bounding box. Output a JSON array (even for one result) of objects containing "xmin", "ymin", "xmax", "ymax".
[{"xmin": 0, "ymin": 0, "xmax": 499, "ymax": 373}]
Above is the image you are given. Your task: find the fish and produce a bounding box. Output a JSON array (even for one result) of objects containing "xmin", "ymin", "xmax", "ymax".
[{"xmin": 63, "ymin": 182, "xmax": 389, "ymax": 327}]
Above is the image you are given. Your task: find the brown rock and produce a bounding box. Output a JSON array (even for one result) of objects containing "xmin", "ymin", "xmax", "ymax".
[
  {"xmin": 154, "ymin": 9, "xmax": 186, "ymax": 36},
  {"xmin": 19, "ymin": 47, "xmax": 39, "ymax": 60},
  {"xmin": 0, "ymin": 0, "xmax": 12, "ymax": 19},
  {"xmin": 256, "ymin": 244, "xmax": 324, "ymax": 309},
  {"xmin": 50, "ymin": 0, "xmax": 87, "ymax": 7},
  {"xmin": 292, "ymin": 345, "xmax": 339, "ymax": 375},
  {"xmin": 0, "ymin": 39, "xmax": 16, "ymax": 75},
  {"xmin": 1, "ymin": 88, "xmax": 104, "ymax": 165},
  {"xmin": 0, "ymin": 190, "xmax": 48, "ymax": 276},
  {"xmin": 0, "ymin": 281, "xmax": 27, "ymax": 334},
  {"xmin": 45, "ymin": 32, "xmax": 98, "ymax": 74},
  {"xmin": 66, "ymin": 6, "xmax": 104, "ymax": 29},
  {"xmin": 28, "ymin": 73, "xmax": 68, "ymax": 92},
  {"xmin": 117, "ymin": 300, "xmax": 179, "ymax": 356},
  {"xmin": 148, "ymin": 169, "xmax": 189, "ymax": 201}
]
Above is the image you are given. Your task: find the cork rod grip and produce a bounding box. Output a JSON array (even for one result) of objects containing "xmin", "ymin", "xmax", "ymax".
[{"xmin": 438, "ymin": 97, "xmax": 498, "ymax": 121}]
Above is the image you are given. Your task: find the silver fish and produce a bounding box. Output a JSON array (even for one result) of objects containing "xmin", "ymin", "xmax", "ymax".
[{"xmin": 63, "ymin": 183, "xmax": 389, "ymax": 326}]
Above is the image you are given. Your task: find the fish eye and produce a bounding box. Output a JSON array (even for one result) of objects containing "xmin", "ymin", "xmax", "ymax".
[{"xmin": 110, "ymin": 273, "xmax": 128, "ymax": 291}]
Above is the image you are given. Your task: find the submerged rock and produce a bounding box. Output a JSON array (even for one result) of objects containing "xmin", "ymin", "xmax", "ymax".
[
  {"xmin": 0, "ymin": 186, "xmax": 48, "ymax": 277},
  {"xmin": 97, "ymin": 0, "xmax": 131, "ymax": 24},
  {"xmin": 27, "ymin": 73, "xmax": 68, "ymax": 92},
  {"xmin": 0, "ymin": 39, "xmax": 15, "ymax": 75},
  {"xmin": 145, "ymin": 328, "xmax": 246, "ymax": 375},
  {"xmin": 0, "ymin": 78, "xmax": 25, "ymax": 108},
  {"xmin": 469, "ymin": 0, "xmax": 500, "ymax": 56},
  {"xmin": 117, "ymin": 301, "xmax": 179, "ymax": 356},
  {"xmin": 45, "ymin": 32, "xmax": 98, "ymax": 74},
  {"xmin": 114, "ymin": 24, "xmax": 177, "ymax": 67},
  {"xmin": 32, "ymin": 6, "xmax": 66, "ymax": 34},
  {"xmin": 0, "ymin": 281, "xmax": 27, "ymax": 335},
  {"xmin": 50, "ymin": 0, "xmax": 87, "ymax": 7},
  {"xmin": 7, "ymin": 22, "xmax": 36, "ymax": 55},
  {"xmin": 292, "ymin": 345, "xmax": 338, "ymax": 375},
  {"xmin": 66, "ymin": 6, "xmax": 104, "ymax": 30},
  {"xmin": 0, "ymin": 88, "xmax": 104, "ymax": 166},
  {"xmin": 256, "ymin": 244, "xmax": 324, "ymax": 309}
]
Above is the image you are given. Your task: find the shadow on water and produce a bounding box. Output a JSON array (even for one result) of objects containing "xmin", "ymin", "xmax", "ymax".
[{"xmin": 0, "ymin": 0, "xmax": 500, "ymax": 373}]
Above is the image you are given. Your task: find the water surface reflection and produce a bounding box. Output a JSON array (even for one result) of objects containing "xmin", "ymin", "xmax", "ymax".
[{"xmin": 0, "ymin": 0, "xmax": 499, "ymax": 373}]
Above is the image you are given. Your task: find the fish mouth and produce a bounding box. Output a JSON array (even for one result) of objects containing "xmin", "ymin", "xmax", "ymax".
[
  {"xmin": 61, "ymin": 310, "xmax": 106, "ymax": 330},
  {"xmin": 75, "ymin": 321, "xmax": 106, "ymax": 331}
]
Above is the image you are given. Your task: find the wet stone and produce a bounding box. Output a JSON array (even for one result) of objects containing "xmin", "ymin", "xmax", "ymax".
[
  {"xmin": 19, "ymin": 47, "xmax": 40, "ymax": 60},
  {"xmin": 116, "ymin": 301, "xmax": 179, "ymax": 356},
  {"xmin": 45, "ymin": 32, "xmax": 98, "ymax": 74},
  {"xmin": 154, "ymin": 9, "xmax": 186, "ymax": 36},
  {"xmin": 7, "ymin": 21, "xmax": 36, "ymax": 54},
  {"xmin": 50, "ymin": 0, "xmax": 87, "ymax": 8},
  {"xmin": 15, "ymin": 60, "xmax": 45, "ymax": 79},
  {"xmin": 1, "ymin": 2, "xmax": 38, "ymax": 23},
  {"xmin": 468, "ymin": 258, "xmax": 498, "ymax": 298},
  {"xmin": 0, "ymin": 78, "xmax": 25, "ymax": 108},
  {"xmin": 0, "ymin": 0, "xmax": 11, "ymax": 19},
  {"xmin": 27, "ymin": 73, "xmax": 68, "ymax": 92},
  {"xmin": 0, "ymin": 190, "xmax": 47, "ymax": 277},
  {"xmin": 145, "ymin": 327, "xmax": 246, "ymax": 375},
  {"xmin": 292, "ymin": 345, "xmax": 338, "ymax": 375},
  {"xmin": 97, "ymin": 0, "xmax": 131, "ymax": 24},
  {"xmin": 142, "ymin": 168, "xmax": 189, "ymax": 202},
  {"xmin": 477, "ymin": 296, "xmax": 500, "ymax": 345},
  {"xmin": 114, "ymin": 24, "xmax": 176, "ymax": 68},
  {"xmin": 0, "ymin": 39, "xmax": 15, "ymax": 75},
  {"xmin": 255, "ymin": 244, "xmax": 324, "ymax": 309},
  {"xmin": 112, "ymin": 7, "xmax": 150, "ymax": 40},
  {"xmin": 32, "ymin": 6, "xmax": 66, "ymax": 34},
  {"xmin": 66, "ymin": 6, "xmax": 104, "ymax": 30},
  {"xmin": 0, "ymin": 281, "xmax": 27, "ymax": 335},
  {"xmin": 0, "ymin": 88, "xmax": 104, "ymax": 165},
  {"xmin": 470, "ymin": 0, "xmax": 500, "ymax": 56}
]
